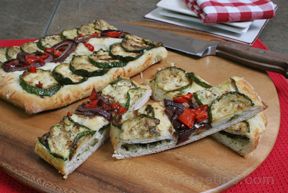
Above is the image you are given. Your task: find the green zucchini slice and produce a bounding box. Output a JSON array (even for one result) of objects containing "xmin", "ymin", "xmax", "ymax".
[
  {"xmin": 61, "ymin": 28, "xmax": 78, "ymax": 40},
  {"xmin": 194, "ymin": 79, "xmax": 236, "ymax": 105},
  {"xmin": 37, "ymin": 35, "xmax": 62, "ymax": 50},
  {"xmin": 110, "ymin": 43, "xmax": 142, "ymax": 61},
  {"xmin": 102, "ymin": 78, "xmax": 136, "ymax": 106},
  {"xmin": 89, "ymin": 49, "xmax": 126, "ymax": 68},
  {"xmin": 120, "ymin": 115, "xmax": 161, "ymax": 141},
  {"xmin": 20, "ymin": 41, "xmax": 41, "ymax": 54},
  {"xmin": 6, "ymin": 46, "xmax": 21, "ymax": 60},
  {"xmin": 20, "ymin": 69, "xmax": 61, "ymax": 96},
  {"xmin": 209, "ymin": 92, "xmax": 254, "ymax": 123},
  {"xmin": 224, "ymin": 121, "xmax": 250, "ymax": 136},
  {"xmin": 155, "ymin": 67, "xmax": 191, "ymax": 92},
  {"xmin": 186, "ymin": 72, "xmax": 212, "ymax": 89},
  {"xmin": 121, "ymin": 34, "xmax": 154, "ymax": 52},
  {"xmin": 53, "ymin": 63, "xmax": 87, "ymax": 85},
  {"xmin": 0, "ymin": 47, "xmax": 7, "ymax": 64},
  {"xmin": 47, "ymin": 116, "xmax": 95, "ymax": 160},
  {"xmin": 77, "ymin": 23, "xmax": 99, "ymax": 36},
  {"xmin": 70, "ymin": 55, "xmax": 108, "ymax": 77},
  {"xmin": 94, "ymin": 19, "xmax": 117, "ymax": 31}
]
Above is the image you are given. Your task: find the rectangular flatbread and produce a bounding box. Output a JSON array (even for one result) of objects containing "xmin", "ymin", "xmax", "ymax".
[{"xmin": 0, "ymin": 19, "xmax": 167, "ymax": 114}]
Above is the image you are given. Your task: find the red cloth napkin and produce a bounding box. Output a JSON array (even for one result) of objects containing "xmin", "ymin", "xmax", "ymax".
[
  {"xmin": 184, "ymin": 0, "xmax": 276, "ymax": 23},
  {"xmin": 0, "ymin": 39, "xmax": 287, "ymax": 193}
]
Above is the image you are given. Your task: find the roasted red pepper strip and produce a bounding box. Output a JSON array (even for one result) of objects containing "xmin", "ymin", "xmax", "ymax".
[
  {"xmin": 178, "ymin": 108, "xmax": 196, "ymax": 128},
  {"xmin": 111, "ymin": 103, "xmax": 127, "ymax": 115},
  {"xmin": 101, "ymin": 30, "xmax": 123, "ymax": 38},
  {"xmin": 28, "ymin": 66, "xmax": 37, "ymax": 73},
  {"xmin": 84, "ymin": 42, "xmax": 94, "ymax": 52},
  {"xmin": 173, "ymin": 92, "xmax": 193, "ymax": 103},
  {"xmin": 89, "ymin": 89, "xmax": 98, "ymax": 101},
  {"xmin": 25, "ymin": 54, "xmax": 39, "ymax": 65},
  {"xmin": 194, "ymin": 105, "xmax": 208, "ymax": 122},
  {"xmin": 44, "ymin": 48, "xmax": 55, "ymax": 54},
  {"xmin": 53, "ymin": 50, "xmax": 62, "ymax": 58},
  {"xmin": 90, "ymin": 32, "xmax": 100, "ymax": 38},
  {"xmin": 35, "ymin": 81, "xmax": 43, "ymax": 88},
  {"xmin": 84, "ymin": 100, "xmax": 98, "ymax": 108}
]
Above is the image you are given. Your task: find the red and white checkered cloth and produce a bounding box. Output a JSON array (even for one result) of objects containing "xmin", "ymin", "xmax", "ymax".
[{"xmin": 184, "ymin": 0, "xmax": 276, "ymax": 23}]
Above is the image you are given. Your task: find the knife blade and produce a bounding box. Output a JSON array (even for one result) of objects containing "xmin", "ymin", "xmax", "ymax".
[{"xmin": 112, "ymin": 22, "xmax": 288, "ymax": 78}]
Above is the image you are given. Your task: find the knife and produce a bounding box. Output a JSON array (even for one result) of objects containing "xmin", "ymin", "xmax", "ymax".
[{"xmin": 112, "ymin": 22, "xmax": 288, "ymax": 78}]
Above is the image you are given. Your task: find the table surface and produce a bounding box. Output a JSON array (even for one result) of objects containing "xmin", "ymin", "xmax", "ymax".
[{"xmin": 0, "ymin": 0, "xmax": 287, "ymax": 54}]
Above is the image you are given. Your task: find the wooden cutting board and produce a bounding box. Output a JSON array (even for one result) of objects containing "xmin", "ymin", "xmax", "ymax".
[{"xmin": 0, "ymin": 23, "xmax": 280, "ymax": 193}]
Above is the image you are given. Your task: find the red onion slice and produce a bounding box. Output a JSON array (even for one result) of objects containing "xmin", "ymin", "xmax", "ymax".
[{"xmin": 51, "ymin": 40, "xmax": 77, "ymax": 62}]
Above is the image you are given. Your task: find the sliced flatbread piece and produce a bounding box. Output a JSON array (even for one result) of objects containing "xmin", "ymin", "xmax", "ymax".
[
  {"xmin": 212, "ymin": 112, "xmax": 267, "ymax": 156},
  {"xmin": 150, "ymin": 66, "xmax": 267, "ymax": 155},
  {"xmin": 35, "ymin": 78, "xmax": 152, "ymax": 177},
  {"xmin": 111, "ymin": 102, "xmax": 177, "ymax": 159},
  {"xmin": 35, "ymin": 114, "xmax": 109, "ymax": 179}
]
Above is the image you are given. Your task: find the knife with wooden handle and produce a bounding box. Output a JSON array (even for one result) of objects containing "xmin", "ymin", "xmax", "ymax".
[
  {"xmin": 217, "ymin": 41, "xmax": 288, "ymax": 77},
  {"xmin": 113, "ymin": 22, "xmax": 288, "ymax": 78}
]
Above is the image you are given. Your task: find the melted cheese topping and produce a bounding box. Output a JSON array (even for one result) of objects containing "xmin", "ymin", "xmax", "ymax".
[
  {"xmin": 23, "ymin": 70, "xmax": 57, "ymax": 88},
  {"xmin": 70, "ymin": 114, "xmax": 109, "ymax": 131},
  {"xmin": 102, "ymin": 79, "xmax": 136, "ymax": 105}
]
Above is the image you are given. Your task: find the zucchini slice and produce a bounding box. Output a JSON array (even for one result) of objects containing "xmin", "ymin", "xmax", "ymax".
[
  {"xmin": 20, "ymin": 69, "xmax": 61, "ymax": 96},
  {"xmin": 120, "ymin": 115, "xmax": 161, "ymax": 141},
  {"xmin": 47, "ymin": 116, "xmax": 95, "ymax": 160},
  {"xmin": 0, "ymin": 47, "xmax": 7, "ymax": 64},
  {"xmin": 70, "ymin": 55, "xmax": 108, "ymax": 77},
  {"xmin": 6, "ymin": 46, "xmax": 21, "ymax": 60},
  {"xmin": 20, "ymin": 41, "xmax": 41, "ymax": 54},
  {"xmin": 102, "ymin": 78, "xmax": 136, "ymax": 106},
  {"xmin": 53, "ymin": 63, "xmax": 87, "ymax": 85},
  {"xmin": 209, "ymin": 92, "xmax": 254, "ymax": 123},
  {"xmin": 194, "ymin": 80, "xmax": 236, "ymax": 105},
  {"xmin": 94, "ymin": 19, "xmax": 117, "ymax": 31},
  {"xmin": 110, "ymin": 43, "xmax": 142, "ymax": 61},
  {"xmin": 61, "ymin": 28, "xmax": 78, "ymax": 40},
  {"xmin": 224, "ymin": 121, "xmax": 250, "ymax": 136},
  {"xmin": 155, "ymin": 67, "xmax": 191, "ymax": 92},
  {"xmin": 121, "ymin": 34, "xmax": 154, "ymax": 52},
  {"xmin": 89, "ymin": 49, "xmax": 126, "ymax": 68},
  {"xmin": 186, "ymin": 72, "xmax": 211, "ymax": 89},
  {"xmin": 77, "ymin": 23, "xmax": 99, "ymax": 36},
  {"xmin": 37, "ymin": 35, "xmax": 62, "ymax": 50}
]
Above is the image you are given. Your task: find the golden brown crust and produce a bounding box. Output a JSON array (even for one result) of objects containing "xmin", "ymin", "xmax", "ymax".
[
  {"xmin": 232, "ymin": 76, "xmax": 265, "ymax": 108},
  {"xmin": 212, "ymin": 112, "xmax": 266, "ymax": 156},
  {"xmin": 0, "ymin": 47, "xmax": 167, "ymax": 114},
  {"xmin": 34, "ymin": 140, "xmax": 66, "ymax": 175}
]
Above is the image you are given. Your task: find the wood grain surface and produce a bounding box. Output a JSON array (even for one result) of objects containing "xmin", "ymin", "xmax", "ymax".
[{"xmin": 0, "ymin": 23, "xmax": 280, "ymax": 193}]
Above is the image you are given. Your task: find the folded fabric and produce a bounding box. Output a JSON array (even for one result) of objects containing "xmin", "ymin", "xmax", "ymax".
[{"xmin": 184, "ymin": 0, "xmax": 276, "ymax": 23}]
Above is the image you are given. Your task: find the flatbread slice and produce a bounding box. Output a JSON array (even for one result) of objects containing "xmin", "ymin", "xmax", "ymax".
[
  {"xmin": 150, "ymin": 66, "xmax": 267, "ymax": 155},
  {"xmin": 35, "ymin": 114, "xmax": 109, "ymax": 179},
  {"xmin": 212, "ymin": 112, "xmax": 267, "ymax": 156},
  {"xmin": 111, "ymin": 75, "xmax": 266, "ymax": 159},
  {"xmin": 111, "ymin": 102, "xmax": 177, "ymax": 159},
  {"xmin": 35, "ymin": 78, "xmax": 152, "ymax": 177}
]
